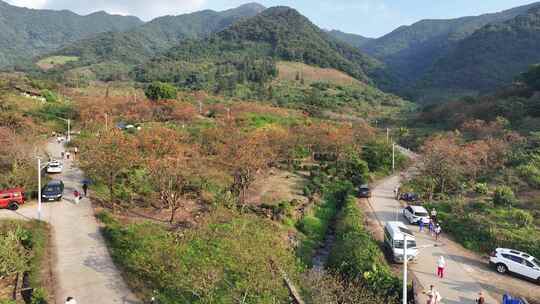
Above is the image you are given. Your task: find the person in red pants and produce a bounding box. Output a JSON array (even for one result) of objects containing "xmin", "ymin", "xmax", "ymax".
[{"xmin": 437, "ymin": 256, "xmax": 446, "ymax": 278}]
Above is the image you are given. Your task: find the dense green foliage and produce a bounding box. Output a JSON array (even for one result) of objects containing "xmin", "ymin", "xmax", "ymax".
[
  {"xmin": 521, "ymin": 64, "xmax": 540, "ymax": 90},
  {"xmin": 0, "ymin": 0, "xmax": 142, "ymax": 68},
  {"xmin": 419, "ymin": 7, "xmax": 540, "ymax": 100},
  {"xmin": 47, "ymin": 3, "xmax": 265, "ymax": 69},
  {"xmin": 144, "ymin": 82, "xmax": 178, "ymax": 101},
  {"xmin": 493, "ymin": 186, "xmax": 517, "ymax": 207},
  {"xmin": 0, "ymin": 220, "xmax": 50, "ymax": 303},
  {"xmin": 135, "ymin": 7, "xmax": 381, "ymax": 91},
  {"xmin": 97, "ymin": 209, "xmax": 301, "ymax": 303},
  {"xmin": 327, "ymin": 196, "xmax": 400, "ymax": 302}
]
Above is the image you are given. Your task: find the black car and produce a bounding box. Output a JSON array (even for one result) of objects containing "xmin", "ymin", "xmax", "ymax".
[
  {"xmin": 41, "ymin": 180, "xmax": 64, "ymax": 202},
  {"xmin": 358, "ymin": 184, "xmax": 371, "ymax": 198},
  {"xmin": 399, "ymin": 192, "xmax": 418, "ymax": 202}
]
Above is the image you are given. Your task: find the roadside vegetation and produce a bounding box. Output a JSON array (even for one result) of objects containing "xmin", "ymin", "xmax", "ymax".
[{"xmin": 0, "ymin": 220, "xmax": 52, "ymax": 304}]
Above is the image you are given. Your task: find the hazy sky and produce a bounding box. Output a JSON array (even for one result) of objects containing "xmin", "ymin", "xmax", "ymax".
[{"xmin": 6, "ymin": 0, "xmax": 540, "ymax": 37}]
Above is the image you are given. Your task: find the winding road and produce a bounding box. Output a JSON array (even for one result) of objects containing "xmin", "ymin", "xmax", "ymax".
[{"xmin": 0, "ymin": 139, "xmax": 139, "ymax": 304}]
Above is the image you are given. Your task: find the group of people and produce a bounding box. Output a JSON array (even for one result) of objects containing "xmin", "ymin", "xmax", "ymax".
[
  {"xmin": 73, "ymin": 183, "xmax": 88, "ymax": 204},
  {"xmin": 423, "ymin": 285, "xmax": 485, "ymax": 304},
  {"xmin": 419, "ymin": 210, "xmax": 442, "ymax": 241}
]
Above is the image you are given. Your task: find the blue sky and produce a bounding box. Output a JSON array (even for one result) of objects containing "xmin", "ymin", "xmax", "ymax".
[{"xmin": 7, "ymin": 0, "xmax": 540, "ymax": 37}]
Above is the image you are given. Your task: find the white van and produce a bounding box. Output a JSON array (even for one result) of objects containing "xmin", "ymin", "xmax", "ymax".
[{"xmin": 384, "ymin": 221, "xmax": 418, "ymax": 263}]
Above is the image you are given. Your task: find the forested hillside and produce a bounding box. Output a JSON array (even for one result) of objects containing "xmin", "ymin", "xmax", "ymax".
[
  {"xmin": 136, "ymin": 6, "xmax": 381, "ymax": 87},
  {"xmin": 0, "ymin": 0, "xmax": 142, "ymax": 68},
  {"xmin": 46, "ymin": 3, "xmax": 265, "ymax": 67},
  {"xmin": 358, "ymin": 2, "xmax": 540, "ymax": 97},
  {"xmin": 418, "ymin": 6, "xmax": 540, "ymax": 99},
  {"xmin": 327, "ymin": 30, "xmax": 373, "ymax": 48}
]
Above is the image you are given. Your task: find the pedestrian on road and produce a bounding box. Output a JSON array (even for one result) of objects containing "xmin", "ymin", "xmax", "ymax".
[
  {"xmin": 82, "ymin": 183, "xmax": 88, "ymax": 197},
  {"xmin": 437, "ymin": 256, "xmax": 446, "ymax": 279},
  {"xmin": 429, "ymin": 219, "xmax": 434, "ymax": 235},
  {"xmin": 61, "ymin": 151, "xmax": 65, "ymax": 159},
  {"xmin": 74, "ymin": 190, "xmax": 80, "ymax": 204},
  {"xmin": 431, "ymin": 208, "xmax": 437, "ymax": 221},
  {"xmin": 476, "ymin": 292, "xmax": 485, "ymax": 304},
  {"xmin": 65, "ymin": 297, "xmax": 77, "ymax": 304},
  {"xmin": 419, "ymin": 219, "xmax": 425, "ymax": 232},
  {"xmin": 435, "ymin": 224, "xmax": 442, "ymax": 241},
  {"xmin": 66, "ymin": 151, "xmax": 71, "ymax": 160},
  {"xmin": 423, "ymin": 285, "xmax": 439, "ymax": 304}
]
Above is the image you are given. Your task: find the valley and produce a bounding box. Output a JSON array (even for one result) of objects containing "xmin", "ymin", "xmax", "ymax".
[{"xmin": 0, "ymin": 1, "xmax": 540, "ymax": 304}]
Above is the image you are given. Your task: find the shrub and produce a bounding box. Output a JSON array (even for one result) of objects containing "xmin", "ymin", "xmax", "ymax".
[
  {"xmin": 493, "ymin": 186, "xmax": 517, "ymax": 207},
  {"xmin": 31, "ymin": 288, "xmax": 48, "ymax": 304},
  {"xmin": 508, "ymin": 209, "xmax": 534, "ymax": 227},
  {"xmin": 144, "ymin": 82, "xmax": 177, "ymax": 101},
  {"xmin": 41, "ymin": 90, "xmax": 58, "ymax": 103},
  {"xmin": 327, "ymin": 196, "xmax": 400, "ymax": 302},
  {"xmin": 473, "ymin": 183, "xmax": 489, "ymax": 195}
]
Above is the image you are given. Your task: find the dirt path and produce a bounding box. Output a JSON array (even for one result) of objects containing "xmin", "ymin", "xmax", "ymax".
[
  {"xmin": 0, "ymin": 139, "xmax": 139, "ymax": 304},
  {"xmin": 366, "ymin": 174, "xmax": 540, "ymax": 303}
]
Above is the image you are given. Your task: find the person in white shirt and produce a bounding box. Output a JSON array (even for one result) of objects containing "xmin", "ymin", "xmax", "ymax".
[
  {"xmin": 65, "ymin": 296, "xmax": 77, "ymax": 304},
  {"xmin": 437, "ymin": 256, "xmax": 446, "ymax": 279}
]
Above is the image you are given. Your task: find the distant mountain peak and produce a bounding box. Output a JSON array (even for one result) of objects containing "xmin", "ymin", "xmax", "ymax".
[{"xmin": 236, "ymin": 2, "xmax": 266, "ymax": 11}]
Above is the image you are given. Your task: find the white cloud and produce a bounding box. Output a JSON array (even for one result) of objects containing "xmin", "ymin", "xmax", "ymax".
[{"xmin": 6, "ymin": 0, "xmax": 207, "ymax": 20}]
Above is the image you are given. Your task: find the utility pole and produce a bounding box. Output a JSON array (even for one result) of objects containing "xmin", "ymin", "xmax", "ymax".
[
  {"xmin": 105, "ymin": 113, "xmax": 108, "ymax": 131},
  {"xmin": 67, "ymin": 119, "xmax": 71, "ymax": 142},
  {"xmin": 37, "ymin": 158, "xmax": 42, "ymax": 220},
  {"xmin": 403, "ymin": 234, "xmax": 408, "ymax": 304},
  {"xmin": 392, "ymin": 142, "xmax": 396, "ymax": 172},
  {"xmin": 226, "ymin": 107, "xmax": 231, "ymax": 120}
]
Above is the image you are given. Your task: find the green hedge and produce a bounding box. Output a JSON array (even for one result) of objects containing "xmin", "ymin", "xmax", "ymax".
[{"xmin": 327, "ymin": 196, "xmax": 401, "ymax": 302}]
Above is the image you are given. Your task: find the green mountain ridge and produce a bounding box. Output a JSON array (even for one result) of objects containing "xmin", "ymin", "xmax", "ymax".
[
  {"xmin": 46, "ymin": 3, "xmax": 266, "ymax": 67},
  {"xmin": 327, "ymin": 30, "xmax": 374, "ymax": 48},
  {"xmin": 0, "ymin": 0, "xmax": 143, "ymax": 67},
  {"xmin": 417, "ymin": 6, "xmax": 540, "ymax": 99},
  {"xmin": 357, "ymin": 1, "xmax": 540, "ymax": 97},
  {"xmin": 134, "ymin": 6, "xmax": 382, "ymax": 87}
]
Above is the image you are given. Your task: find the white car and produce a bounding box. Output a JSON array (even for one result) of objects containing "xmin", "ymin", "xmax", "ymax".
[
  {"xmin": 46, "ymin": 161, "xmax": 63, "ymax": 174},
  {"xmin": 490, "ymin": 248, "xmax": 540, "ymax": 283},
  {"xmin": 403, "ymin": 205, "xmax": 430, "ymax": 225}
]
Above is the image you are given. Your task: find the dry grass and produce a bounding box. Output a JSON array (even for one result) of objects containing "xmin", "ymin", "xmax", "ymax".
[
  {"xmin": 276, "ymin": 61, "xmax": 363, "ymax": 86},
  {"xmin": 246, "ymin": 168, "xmax": 308, "ymax": 206}
]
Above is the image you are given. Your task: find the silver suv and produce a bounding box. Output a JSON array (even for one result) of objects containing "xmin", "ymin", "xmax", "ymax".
[{"xmin": 489, "ymin": 248, "xmax": 540, "ymax": 283}]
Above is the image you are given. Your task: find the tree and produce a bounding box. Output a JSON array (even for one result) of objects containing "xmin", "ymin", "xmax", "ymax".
[
  {"xmin": 148, "ymin": 157, "xmax": 200, "ymax": 223},
  {"xmin": 521, "ymin": 64, "xmax": 540, "ymax": 91},
  {"xmin": 79, "ymin": 130, "xmax": 139, "ymax": 211},
  {"xmin": 144, "ymin": 82, "xmax": 177, "ymax": 101}
]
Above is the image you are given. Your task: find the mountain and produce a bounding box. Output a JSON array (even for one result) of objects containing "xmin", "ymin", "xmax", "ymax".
[
  {"xmin": 0, "ymin": 0, "xmax": 143, "ymax": 67},
  {"xmin": 327, "ymin": 30, "xmax": 373, "ymax": 48},
  {"xmin": 418, "ymin": 6, "xmax": 540, "ymax": 98},
  {"xmin": 360, "ymin": 1, "xmax": 540, "ymax": 95},
  {"xmin": 47, "ymin": 3, "xmax": 266, "ymax": 67}
]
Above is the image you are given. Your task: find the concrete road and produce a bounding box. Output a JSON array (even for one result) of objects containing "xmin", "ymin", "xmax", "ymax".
[
  {"xmin": 369, "ymin": 175, "xmax": 498, "ymax": 304},
  {"xmin": 0, "ymin": 139, "xmax": 139, "ymax": 304}
]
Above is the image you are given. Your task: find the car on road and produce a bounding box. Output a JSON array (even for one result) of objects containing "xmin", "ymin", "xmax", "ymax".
[
  {"xmin": 46, "ymin": 160, "xmax": 63, "ymax": 174},
  {"xmin": 490, "ymin": 248, "xmax": 540, "ymax": 284},
  {"xmin": 403, "ymin": 205, "xmax": 430, "ymax": 225},
  {"xmin": 41, "ymin": 180, "xmax": 64, "ymax": 202},
  {"xmin": 384, "ymin": 221, "xmax": 418, "ymax": 263},
  {"xmin": 0, "ymin": 188, "xmax": 26, "ymax": 210},
  {"xmin": 358, "ymin": 184, "xmax": 371, "ymax": 198},
  {"xmin": 399, "ymin": 192, "xmax": 419, "ymax": 202}
]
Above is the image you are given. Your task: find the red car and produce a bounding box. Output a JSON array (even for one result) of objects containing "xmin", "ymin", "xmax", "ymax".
[{"xmin": 0, "ymin": 188, "xmax": 26, "ymax": 210}]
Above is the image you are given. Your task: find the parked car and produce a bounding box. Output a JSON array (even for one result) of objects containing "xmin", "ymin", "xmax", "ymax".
[
  {"xmin": 384, "ymin": 221, "xmax": 418, "ymax": 263},
  {"xmin": 0, "ymin": 188, "xmax": 26, "ymax": 210},
  {"xmin": 358, "ymin": 184, "xmax": 371, "ymax": 198},
  {"xmin": 41, "ymin": 180, "xmax": 64, "ymax": 202},
  {"xmin": 399, "ymin": 192, "xmax": 419, "ymax": 202},
  {"xmin": 403, "ymin": 205, "xmax": 430, "ymax": 225},
  {"xmin": 490, "ymin": 248, "xmax": 540, "ymax": 283},
  {"xmin": 46, "ymin": 160, "xmax": 63, "ymax": 174}
]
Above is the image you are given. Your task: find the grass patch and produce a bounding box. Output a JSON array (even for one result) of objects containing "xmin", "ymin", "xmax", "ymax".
[
  {"xmin": 97, "ymin": 208, "xmax": 303, "ymax": 303},
  {"xmin": 36, "ymin": 56, "xmax": 79, "ymax": 70}
]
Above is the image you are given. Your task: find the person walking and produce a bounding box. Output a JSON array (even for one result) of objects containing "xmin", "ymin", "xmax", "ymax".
[
  {"xmin": 431, "ymin": 208, "xmax": 438, "ymax": 222},
  {"xmin": 423, "ymin": 285, "xmax": 438, "ymax": 304},
  {"xmin": 435, "ymin": 224, "xmax": 442, "ymax": 241},
  {"xmin": 429, "ymin": 219, "xmax": 434, "ymax": 235},
  {"xmin": 74, "ymin": 190, "xmax": 80, "ymax": 204},
  {"xmin": 82, "ymin": 182, "xmax": 88, "ymax": 197},
  {"xmin": 437, "ymin": 256, "xmax": 446, "ymax": 279},
  {"xmin": 419, "ymin": 219, "xmax": 425, "ymax": 232},
  {"xmin": 65, "ymin": 297, "xmax": 77, "ymax": 304}
]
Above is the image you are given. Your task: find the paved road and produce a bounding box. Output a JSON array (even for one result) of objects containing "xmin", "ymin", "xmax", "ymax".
[
  {"xmin": 369, "ymin": 174, "xmax": 498, "ymax": 304},
  {"xmin": 0, "ymin": 139, "xmax": 139, "ymax": 304}
]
